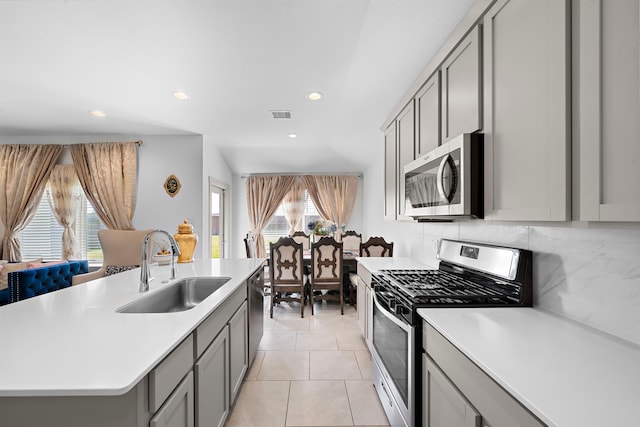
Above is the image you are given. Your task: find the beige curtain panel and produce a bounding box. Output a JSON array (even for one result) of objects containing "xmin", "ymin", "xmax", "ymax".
[
  {"xmin": 70, "ymin": 142, "xmax": 138, "ymax": 230},
  {"xmin": 302, "ymin": 175, "xmax": 359, "ymax": 238},
  {"xmin": 283, "ymin": 178, "xmax": 306, "ymax": 236},
  {"xmin": 246, "ymin": 175, "xmax": 297, "ymax": 258},
  {"xmin": 47, "ymin": 164, "xmax": 82, "ymax": 260},
  {"xmin": 0, "ymin": 144, "xmax": 63, "ymax": 261}
]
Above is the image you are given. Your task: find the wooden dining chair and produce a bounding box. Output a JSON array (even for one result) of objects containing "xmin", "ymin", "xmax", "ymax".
[
  {"xmin": 349, "ymin": 236, "xmax": 394, "ymax": 306},
  {"xmin": 309, "ymin": 236, "xmax": 344, "ymax": 315},
  {"xmin": 290, "ymin": 231, "xmax": 310, "ymax": 251},
  {"xmin": 341, "ymin": 230, "xmax": 362, "ymax": 253},
  {"xmin": 360, "ymin": 236, "xmax": 394, "ymax": 257},
  {"xmin": 269, "ymin": 237, "xmax": 306, "ymax": 318}
]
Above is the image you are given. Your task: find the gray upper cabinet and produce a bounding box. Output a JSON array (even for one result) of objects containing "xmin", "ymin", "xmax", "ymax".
[
  {"xmin": 416, "ymin": 71, "xmax": 441, "ymax": 157},
  {"xmin": 384, "ymin": 121, "xmax": 398, "ymax": 221},
  {"xmin": 483, "ymin": 0, "xmax": 570, "ymax": 221},
  {"xmin": 442, "ymin": 25, "xmax": 482, "ymax": 142},
  {"xmin": 397, "ymin": 100, "xmax": 416, "ymax": 219},
  {"xmin": 384, "ymin": 101, "xmax": 415, "ymax": 221},
  {"xmin": 577, "ymin": 0, "xmax": 640, "ymax": 222}
]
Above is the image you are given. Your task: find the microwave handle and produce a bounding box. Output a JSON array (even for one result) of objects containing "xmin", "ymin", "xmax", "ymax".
[{"xmin": 436, "ymin": 155, "xmax": 451, "ymax": 202}]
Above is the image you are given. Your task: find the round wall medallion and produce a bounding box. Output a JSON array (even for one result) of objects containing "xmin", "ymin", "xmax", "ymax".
[{"xmin": 164, "ymin": 174, "xmax": 182, "ymax": 197}]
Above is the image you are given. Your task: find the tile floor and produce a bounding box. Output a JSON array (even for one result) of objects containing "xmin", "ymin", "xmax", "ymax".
[{"xmin": 224, "ymin": 296, "xmax": 390, "ymax": 427}]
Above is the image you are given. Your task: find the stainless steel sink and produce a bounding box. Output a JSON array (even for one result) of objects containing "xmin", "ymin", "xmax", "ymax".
[{"xmin": 117, "ymin": 277, "xmax": 231, "ymax": 313}]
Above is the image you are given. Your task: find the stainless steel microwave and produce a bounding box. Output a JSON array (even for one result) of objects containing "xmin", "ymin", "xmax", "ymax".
[{"xmin": 403, "ymin": 133, "xmax": 483, "ymax": 220}]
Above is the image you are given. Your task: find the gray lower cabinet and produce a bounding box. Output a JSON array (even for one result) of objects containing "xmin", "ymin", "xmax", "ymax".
[
  {"xmin": 422, "ymin": 354, "xmax": 480, "ymax": 427},
  {"xmin": 150, "ymin": 371, "xmax": 195, "ymax": 427},
  {"xmin": 355, "ymin": 263, "xmax": 373, "ymax": 351},
  {"xmin": 423, "ymin": 321, "xmax": 544, "ymax": 427},
  {"xmin": 195, "ymin": 325, "xmax": 230, "ymax": 427},
  {"xmin": 194, "ymin": 283, "xmax": 248, "ymax": 427},
  {"xmin": 229, "ymin": 301, "xmax": 248, "ymax": 404}
]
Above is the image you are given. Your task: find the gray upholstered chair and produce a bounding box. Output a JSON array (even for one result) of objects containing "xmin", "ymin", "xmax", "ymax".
[{"xmin": 72, "ymin": 229, "xmax": 153, "ymax": 285}]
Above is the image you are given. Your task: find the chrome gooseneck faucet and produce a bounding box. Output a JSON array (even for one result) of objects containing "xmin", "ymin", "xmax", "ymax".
[{"xmin": 140, "ymin": 230, "xmax": 181, "ymax": 292}]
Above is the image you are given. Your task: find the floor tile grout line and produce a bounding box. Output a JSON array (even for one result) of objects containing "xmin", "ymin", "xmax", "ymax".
[{"xmin": 342, "ymin": 379, "xmax": 357, "ymax": 426}]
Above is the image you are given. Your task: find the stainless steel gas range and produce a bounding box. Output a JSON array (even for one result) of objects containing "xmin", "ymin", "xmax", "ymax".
[{"xmin": 370, "ymin": 239, "xmax": 532, "ymax": 427}]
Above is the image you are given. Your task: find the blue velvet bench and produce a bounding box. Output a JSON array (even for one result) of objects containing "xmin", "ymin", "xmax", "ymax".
[{"xmin": 0, "ymin": 260, "xmax": 89, "ymax": 306}]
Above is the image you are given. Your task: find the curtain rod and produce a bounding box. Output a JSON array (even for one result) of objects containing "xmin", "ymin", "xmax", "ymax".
[
  {"xmin": 241, "ymin": 172, "xmax": 362, "ymax": 180},
  {"xmin": 60, "ymin": 140, "xmax": 143, "ymax": 147}
]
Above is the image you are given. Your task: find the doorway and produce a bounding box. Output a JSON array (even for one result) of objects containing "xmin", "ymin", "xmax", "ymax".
[{"xmin": 209, "ymin": 178, "xmax": 228, "ymax": 259}]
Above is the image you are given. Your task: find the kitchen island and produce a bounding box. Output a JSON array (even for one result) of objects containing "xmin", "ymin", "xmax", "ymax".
[{"xmin": 0, "ymin": 258, "xmax": 265, "ymax": 427}]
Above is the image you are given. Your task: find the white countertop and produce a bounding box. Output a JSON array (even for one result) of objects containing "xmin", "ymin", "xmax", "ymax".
[
  {"xmin": 0, "ymin": 258, "xmax": 264, "ymax": 397},
  {"xmin": 355, "ymin": 256, "xmax": 436, "ymax": 272},
  {"xmin": 418, "ymin": 307, "xmax": 640, "ymax": 427}
]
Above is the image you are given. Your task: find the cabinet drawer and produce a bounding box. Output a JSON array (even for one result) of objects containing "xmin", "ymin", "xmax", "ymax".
[
  {"xmin": 150, "ymin": 371, "xmax": 194, "ymax": 427},
  {"xmin": 149, "ymin": 334, "xmax": 194, "ymax": 413},
  {"xmin": 195, "ymin": 282, "xmax": 246, "ymax": 358},
  {"xmin": 423, "ymin": 322, "xmax": 544, "ymax": 427}
]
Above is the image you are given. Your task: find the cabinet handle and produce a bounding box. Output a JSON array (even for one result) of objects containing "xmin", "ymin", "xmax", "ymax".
[{"xmin": 380, "ymin": 381, "xmax": 394, "ymax": 408}]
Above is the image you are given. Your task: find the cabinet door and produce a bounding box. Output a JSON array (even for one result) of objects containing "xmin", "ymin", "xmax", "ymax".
[
  {"xmin": 364, "ymin": 285, "xmax": 373, "ymax": 350},
  {"xmin": 422, "ymin": 355, "xmax": 480, "ymax": 427},
  {"xmin": 416, "ymin": 71, "xmax": 441, "ymax": 156},
  {"xmin": 195, "ymin": 327, "xmax": 229, "ymax": 427},
  {"xmin": 384, "ymin": 122, "xmax": 398, "ymax": 220},
  {"xmin": 150, "ymin": 371, "xmax": 195, "ymax": 427},
  {"xmin": 442, "ymin": 25, "xmax": 482, "ymax": 142},
  {"xmin": 229, "ymin": 301, "xmax": 248, "ymax": 405},
  {"xmin": 397, "ymin": 100, "xmax": 416, "ymax": 219},
  {"xmin": 483, "ymin": 0, "xmax": 570, "ymax": 221},
  {"xmin": 578, "ymin": 0, "xmax": 640, "ymax": 221},
  {"xmin": 356, "ymin": 276, "xmax": 366, "ymax": 336}
]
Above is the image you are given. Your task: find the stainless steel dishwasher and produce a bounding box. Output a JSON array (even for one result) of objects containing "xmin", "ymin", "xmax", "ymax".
[{"xmin": 247, "ymin": 266, "xmax": 264, "ymax": 365}]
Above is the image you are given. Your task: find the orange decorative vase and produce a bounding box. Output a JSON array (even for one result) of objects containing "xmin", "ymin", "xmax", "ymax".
[{"xmin": 174, "ymin": 219, "xmax": 198, "ymax": 263}]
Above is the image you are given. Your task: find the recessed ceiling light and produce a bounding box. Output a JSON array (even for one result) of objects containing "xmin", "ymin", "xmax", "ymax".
[
  {"xmin": 306, "ymin": 91, "xmax": 323, "ymax": 101},
  {"xmin": 90, "ymin": 110, "xmax": 106, "ymax": 118},
  {"xmin": 288, "ymin": 133, "xmax": 299, "ymax": 139},
  {"xmin": 173, "ymin": 91, "xmax": 189, "ymax": 100}
]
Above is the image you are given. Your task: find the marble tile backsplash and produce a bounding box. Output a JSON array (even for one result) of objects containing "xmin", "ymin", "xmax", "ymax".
[{"xmin": 413, "ymin": 221, "xmax": 640, "ymax": 345}]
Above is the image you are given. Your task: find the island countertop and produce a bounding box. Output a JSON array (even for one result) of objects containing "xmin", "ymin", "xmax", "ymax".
[{"xmin": 0, "ymin": 258, "xmax": 264, "ymax": 397}]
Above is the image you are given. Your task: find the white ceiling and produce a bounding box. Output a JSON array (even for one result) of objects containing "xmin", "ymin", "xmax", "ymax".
[{"xmin": 0, "ymin": 0, "xmax": 475, "ymax": 174}]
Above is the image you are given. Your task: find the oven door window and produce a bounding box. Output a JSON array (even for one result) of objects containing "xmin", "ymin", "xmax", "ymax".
[{"xmin": 373, "ymin": 302, "xmax": 409, "ymax": 406}]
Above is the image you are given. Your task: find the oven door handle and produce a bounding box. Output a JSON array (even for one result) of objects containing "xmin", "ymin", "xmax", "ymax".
[{"xmin": 373, "ymin": 291, "xmax": 412, "ymax": 333}]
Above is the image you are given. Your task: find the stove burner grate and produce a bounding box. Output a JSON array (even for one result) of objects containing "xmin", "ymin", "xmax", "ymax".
[{"xmin": 378, "ymin": 269, "xmax": 522, "ymax": 305}]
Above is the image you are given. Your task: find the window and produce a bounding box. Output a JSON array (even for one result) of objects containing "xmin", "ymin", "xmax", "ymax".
[
  {"xmin": 262, "ymin": 191, "xmax": 321, "ymax": 253},
  {"xmin": 19, "ymin": 189, "xmax": 106, "ymax": 263}
]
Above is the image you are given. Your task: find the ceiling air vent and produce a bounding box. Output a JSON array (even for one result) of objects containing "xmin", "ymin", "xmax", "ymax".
[{"xmin": 271, "ymin": 110, "xmax": 292, "ymax": 119}]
